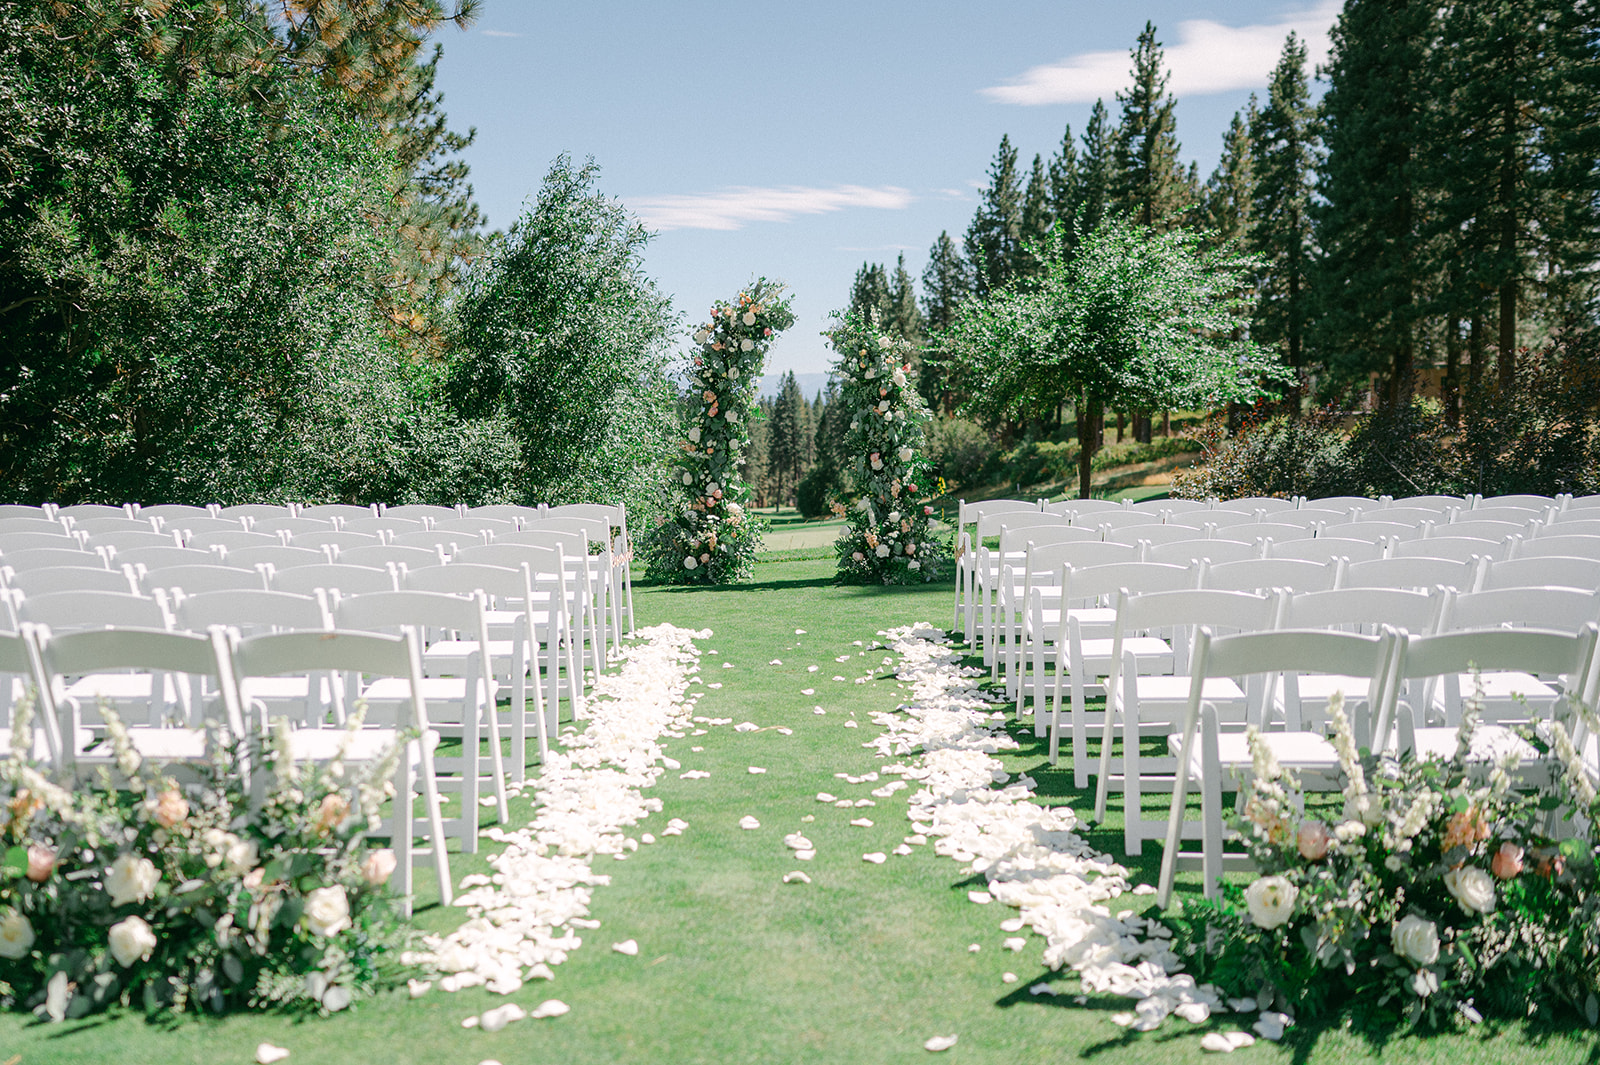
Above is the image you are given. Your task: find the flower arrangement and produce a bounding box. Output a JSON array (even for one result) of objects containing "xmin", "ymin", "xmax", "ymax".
[
  {"xmin": 826, "ymin": 309, "xmax": 948, "ymax": 584},
  {"xmin": 1163, "ymin": 692, "xmax": 1600, "ymax": 1031},
  {"xmin": 0, "ymin": 697, "xmax": 413, "ymax": 1019},
  {"xmin": 642, "ymin": 278, "xmax": 795, "ymax": 584}
]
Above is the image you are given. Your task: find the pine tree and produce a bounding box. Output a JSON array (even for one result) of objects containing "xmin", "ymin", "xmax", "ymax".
[
  {"xmin": 1019, "ymin": 153, "xmax": 1052, "ymax": 277},
  {"xmin": 1312, "ymin": 0, "xmax": 1436, "ymax": 406},
  {"xmin": 888, "ymin": 253, "xmax": 925, "ymax": 345},
  {"xmin": 964, "ymin": 135, "xmax": 1024, "ymax": 297},
  {"xmin": 768, "ymin": 371, "xmax": 809, "ymax": 507},
  {"xmin": 1076, "ymin": 100, "xmax": 1117, "ymax": 235},
  {"xmin": 1203, "ymin": 105, "xmax": 1256, "ymax": 247},
  {"xmin": 1251, "ymin": 32, "xmax": 1318, "ymax": 372},
  {"xmin": 848, "ymin": 262, "xmax": 893, "ymax": 327},
  {"xmin": 919, "ymin": 232, "xmax": 970, "ymax": 415},
  {"xmin": 1111, "ymin": 23, "xmax": 1189, "ymax": 231},
  {"xmin": 1047, "ymin": 123, "xmax": 1080, "ymax": 231}
]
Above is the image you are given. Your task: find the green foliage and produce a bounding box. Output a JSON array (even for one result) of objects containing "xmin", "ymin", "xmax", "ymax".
[
  {"xmin": 1250, "ymin": 32, "xmax": 1318, "ymax": 370},
  {"xmin": 795, "ymin": 460, "xmax": 845, "ymax": 520},
  {"xmin": 922, "ymin": 417, "xmax": 996, "ymax": 490},
  {"xmin": 1111, "ymin": 23, "xmax": 1191, "ymax": 231},
  {"xmin": 449, "ymin": 156, "xmax": 679, "ymax": 515},
  {"xmin": 964, "ymin": 135, "xmax": 1026, "ymax": 299},
  {"xmin": 827, "ymin": 312, "xmax": 948, "ymax": 584},
  {"xmin": 948, "ymin": 214, "xmax": 1286, "ymax": 497}
]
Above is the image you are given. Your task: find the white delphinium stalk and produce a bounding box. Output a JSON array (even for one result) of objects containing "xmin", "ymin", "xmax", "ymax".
[
  {"xmin": 270, "ymin": 715, "xmax": 299, "ymax": 785},
  {"xmin": 98, "ymin": 702, "xmax": 143, "ymax": 780},
  {"xmin": 8, "ymin": 690, "xmax": 33, "ymax": 762},
  {"xmin": 1451, "ymin": 682, "xmax": 1485, "ymax": 764},
  {"xmin": 1548, "ymin": 718, "xmax": 1598, "ymax": 810}
]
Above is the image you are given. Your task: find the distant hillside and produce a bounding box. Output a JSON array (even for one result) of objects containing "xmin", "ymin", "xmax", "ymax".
[{"xmin": 755, "ymin": 372, "xmax": 834, "ymax": 400}]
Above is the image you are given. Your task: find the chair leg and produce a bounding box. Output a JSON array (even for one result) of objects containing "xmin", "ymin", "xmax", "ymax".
[
  {"xmin": 1200, "ymin": 703, "xmax": 1225, "ymax": 899},
  {"xmin": 1123, "ymin": 700, "xmax": 1143, "ymax": 857}
]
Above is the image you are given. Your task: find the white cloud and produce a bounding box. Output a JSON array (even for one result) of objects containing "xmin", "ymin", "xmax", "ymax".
[
  {"xmin": 481, "ymin": 29, "xmax": 523, "ymax": 38},
  {"xmin": 630, "ymin": 185, "xmax": 914, "ymax": 232},
  {"xmin": 981, "ymin": 1, "xmax": 1340, "ymax": 106}
]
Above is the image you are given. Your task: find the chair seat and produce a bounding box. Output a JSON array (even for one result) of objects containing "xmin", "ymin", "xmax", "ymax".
[
  {"xmin": 63, "ymin": 673, "xmax": 156, "ymax": 701},
  {"xmin": 285, "ymin": 726, "xmax": 429, "ymax": 763},
  {"xmin": 1294, "ymin": 674, "xmax": 1372, "ymax": 701},
  {"xmin": 362, "ymin": 675, "xmax": 496, "ymax": 711},
  {"xmin": 1074, "ymin": 635, "xmax": 1172, "ymax": 667},
  {"xmin": 1135, "ymin": 675, "xmax": 1246, "ymax": 705},
  {"xmin": 1410, "ymin": 725, "xmax": 1539, "ymax": 763},
  {"xmin": 1172, "ymin": 729, "xmax": 1339, "ymax": 774},
  {"xmin": 1452, "ymin": 670, "xmax": 1557, "ymax": 701},
  {"xmin": 83, "ymin": 726, "xmax": 209, "ymax": 762}
]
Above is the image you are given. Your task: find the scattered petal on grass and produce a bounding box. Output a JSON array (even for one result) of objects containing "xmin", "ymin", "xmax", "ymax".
[
  {"xmin": 834, "ymin": 676, "xmax": 847, "ymax": 681},
  {"xmin": 817, "ymin": 792, "xmax": 837, "ymax": 802},
  {"xmin": 801, "ymin": 688, "xmax": 816, "ymax": 696},
  {"xmin": 906, "ymin": 834, "xmax": 927, "ymax": 845},
  {"xmin": 479, "ymin": 1060, "xmax": 505, "ymax": 1065},
  {"xmin": 849, "ymin": 818, "xmax": 874, "ymax": 827},
  {"xmin": 782, "ymin": 871, "xmax": 812, "ymax": 884},
  {"xmin": 835, "ymin": 655, "xmax": 852, "ymax": 662},
  {"xmin": 612, "ymin": 940, "xmax": 639, "ymax": 955},
  {"xmin": 854, "ymin": 798, "xmax": 875, "ymax": 807},
  {"xmin": 967, "ymin": 943, "xmax": 981, "ymax": 953},
  {"xmin": 479, "ymin": 1003, "xmax": 528, "ymax": 1032},
  {"xmin": 530, "ymin": 999, "xmax": 570, "ymax": 1019},
  {"xmin": 795, "ymin": 629, "xmax": 806, "ymax": 635},
  {"xmin": 924, "ymin": 1035, "xmax": 958, "ymax": 1052},
  {"xmin": 706, "ymin": 683, "xmax": 722, "ymax": 689},
  {"xmin": 722, "ymin": 662, "xmax": 735, "ymax": 668},
  {"xmin": 460, "ymin": 1016, "xmax": 479, "ymax": 1029},
  {"xmin": 1176, "ymin": 1002, "xmax": 1211, "ymax": 1023},
  {"xmin": 808, "ymin": 665, "xmax": 819, "ymax": 673},
  {"xmin": 1201, "ymin": 1032, "xmax": 1256, "ymax": 1053},
  {"xmin": 863, "ymin": 852, "xmax": 887, "ymax": 864},
  {"xmin": 1132, "ymin": 884, "xmax": 1158, "ymax": 896},
  {"xmin": 968, "ymin": 891, "xmax": 993, "ymax": 904},
  {"xmin": 641, "ymin": 833, "xmax": 655, "ymax": 844},
  {"xmin": 1000, "ymin": 917, "xmax": 1025, "ymax": 933},
  {"xmin": 892, "ymin": 844, "xmax": 913, "ymax": 856},
  {"xmin": 747, "ymin": 767, "xmax": 767, "ymax": 774},
  {"xmin": 680, "ymin": 770, "xmax": 711, "ymax": 780},
  {"xmin": 835, "ymin": 800, "xmax": 854, "ymax": 808},
  {"xmin": 769, "ymin": 659, "xmax": 783, "ymax": 665},
  {"xmin": 255, "ymin": 1045, "xmax": 290, "ymax": 1064},
  {"xmin": 844, "ymin": 720, "xmax": 859, "ymax": 728},
  {"xmin": 801, "ymin": 814, "xmax": 815, "ymax": 822},
  {"xmin": 1029, "ymin": 983, "xmax": 1055, "ymax": 997},
  {"xmin": 1001, "ymin": 972, "xmax": 1018, "ymax": 984},
  {"xmin": 776, "ymin": 726, "xmax": 793, "ymax": 735},
  {"xmin": 795, "ymin": 849, "xmax": 816, "ymax": 860},
  {"xmin": 734, "ymin": 722, "xmax": 759, "ymax": 732},
  {"xmin": 1003, "ymin": 937, "xmax": 1026, "ymax": 952},
  {"xmin": 738, "ymin": 815, "xmax": 761, "ymax": 830},
  {"xmin": 528, "ymin": 963, "xmax": 554, "ymax": 981},
  {"xmin": 813, "ymin": 707, "xmax": 827, "ymax": 715},
  {"xmin": 783, "ymin": 833, "xmax": 814, "ymax": 850},
  {"xmin": 407, "ymin": 979, "xmax": 431, "ymax": 998},
  {"xmin": 662, "ymin": 818, "xmax": 688, "ymax": 836}
]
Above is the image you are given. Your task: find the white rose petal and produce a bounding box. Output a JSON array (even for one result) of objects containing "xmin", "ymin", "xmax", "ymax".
[
  {"xmin": 739, "ymin": 815, "xmax": 761, "ymax": 830},
  {"xmin": 255, "ymin": 1044, "xmax": 291, "ymax": 1064},
  {"xmin": 782, "ymin": 871, "xmax": 812, "ymax": 884},
  {"xmin": 530, "ymin": 999, "xmax": 570, "ymax": 1019},
  {"xmin": 863, "ymin": 852, "xmax": 887, "ymax": 864},
  {"xmin": 924, "ymin": 1035, "xmax": 958, "ymax": 1052},
  {"xmin": 612, "ymin": 939, "xmax": 639, "ymax": 956}
]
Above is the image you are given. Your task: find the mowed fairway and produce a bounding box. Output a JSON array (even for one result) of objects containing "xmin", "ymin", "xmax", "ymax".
[{"xmin": 1, "ymin": 557, "xmax": 1593, "ymax": 1065}]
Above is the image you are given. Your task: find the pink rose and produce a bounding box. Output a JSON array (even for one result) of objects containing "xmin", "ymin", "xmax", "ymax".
[
  {"xmin": 25, "ymin": 844, "xmax": 55, "ymax": 883},
  {"xmin": 1492, "ymin": 842, "xmax": 1524, "ymax": 879},
  {"xmin": 1296, "ymin": 820, "xmax": 1330, "ymax": 861},
  {"xmin": 152, "ymin": 789, "xmax": 189, "ymax": 829}
]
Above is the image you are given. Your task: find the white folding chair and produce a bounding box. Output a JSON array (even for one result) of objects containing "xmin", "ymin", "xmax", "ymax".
[
  {"xmin": 1199, "ymin": 557, "xmax": 1340, "ymax": 594},
  {"xmin": 1143, "ymin": 538, "xmax": 1262, "ymax": 567},
  {"xmin": 298, "ymin": 504, "xmax": 379, "ymax": 522},
  {"xmin": 3, "ymin": 566, "xmax": 138, "ymax": 598},
  {"xmin": 1042, "ymin": 498, "xmax": 1128, "ymax": 519},
  {"xmin": 542, "ymin": 502, "xmax": 635, "ymax": 635},
  {"xmin": 16, "ymin": 589, "xmax": 178, "ymax": 728},
  {"xmin": 332, "ymin": 590, "xmax": 509, "ymax": 845},
  {"xmin": 998, "ymin": 538, "xmax": 1135, "ymax": 684},
  {"xmin": 1479, "ymin": 555, "xmax": 1600, "ymax": 593},
  {"xmin": 1213, "ymin": 521, "xmax": 1314, "ymax": 544},
  {"xmin": 221, "ymin": 627, "xmax": 453, "ymax": 911},
  {"xmin": 225, "ymin": 545, "xmax": 330, "ymax": 571},
  {"xmin": 138, "ymin": 564, "xmax": 267, "ymax": 597},
  {"xmin": 380, "ymin": 504, "xmax": 459, "ymax": 522},
  {"xmin": 1341, "ymin": 555, "xmax": 1484, "ymax": 592},
  {"xmin": 0, "ymin": 546, "xmax": 108, "ymax": 573},
  {"xmin": 1200, "ymin": 508, "xmax": 1272, "ymax": 529},
  {"xmin": 268, "ymin": 563, "xmax": 397, "ymax": 598},
  {"xmin": 0, "ymin": 627, "xmax": 58, "ymax": 763},
  {"xmin": 289, "ymin": 530, "xmax": 382, "ymax": 553},
  {"xmin": 1157, "ymin": 625, "xmax": 1401, "ymax": 905},
  {"xmin": 337, "ymin": 544, "xmax": 445, "ymax": 571},
  {"xmin": 1267, "ymin": 536, "xmax": 1387, "ymax": 565},
  {"xmin": 173, "ymin": 589, "xmax": 333, "ymax": 726},
  {"xmin": 250, "ymin": 517, "xmax": 335, "ymax": 538},
  {"xmin": 1514, "ymin": 534, "xmax": 1600, "ymax": 561},
  {"xmin": 957, "ymin": 503, "xmax": 1047, "ymax": 644},
  {"xmin": 183, "ymin": 530, "xmax": 282, "ymax": 553},
  {"xmin": 1090, "ymin": 588, "xmax": 1283, "ymax": 856},
  {"xmin": 1320, "ymin": 520, "xmax": 1426, "ymax": 543}
]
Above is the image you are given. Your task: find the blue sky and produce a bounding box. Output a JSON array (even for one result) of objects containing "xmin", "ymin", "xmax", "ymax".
[{"xmin": 431, "ymin": 1, "xmax": 1340, "ymax": 379}]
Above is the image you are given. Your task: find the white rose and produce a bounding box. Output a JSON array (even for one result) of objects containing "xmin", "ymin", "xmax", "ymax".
[
  {"xmin": 727, "ymin": 502, "xmax": 744, "ymax": 520},
  {"xmin": 1243, "ymin": 875, "xmax": 1298, "ymax": 930},
  {"xmin": 864, "ymin": 368, "xmax": 877, "ymax": 380},
  {"xmin": 875, "ymin": 545, "xmax": 890, "ymax": 558},
  {"xmin": 887, "ymin": 511, "xmax": 900, "ymax": 523},
  {"xmin": 0, "ymin": 910, "xmax": 34, "ymax": 959},
  {"xmin": 897, "ymin": 447, "xmax": 913, "ymax": 463},
  {"xmin": 1392, "ymin": 914, "xmax": 1440, "ymax": 966},
  {"xmin": 850, "ymin": 420, "xmax": 859, "ymax": 430},
  {"xmin": 108, "ymin": 915, "xmax": 157, "ymax": 967},
  {"xmin": 304, "ymin": 885, "xmax": 351, "ymax": 938},
  {"xmin": 694, "ymin": 329, "xmax": 710, "ymax": 344},
  {"xmin": 725, "ymin": 410, "xmax": 739, "ymax": 423},
  {"xmin": 908, "ymin": 560, "xmax": 921, "ymax": 570},
  {"xmin": 742, "ymin": 311, "xmax": 756, "ymax": 326},
  {"xmin": 681, "ymin": 472, "xmax": 692, "ymax": 485},
  {"xmin": 687, "ymin": 427, "xmax": 701, "ymax": 443},
  {"xmin": 106, "ymin": 853, "xmax": 159, "ymax": 907},
  {"xmin": 877, "ymin": 400, "xmax": 889, "ymax": 412},
  {"xmin": 739, "ymin": 338, "xmax": 754, "ymax": 352},
  {"xmin": 892, "ymin": 369, "xmax": 907, "ymax": 387},
  {"xmin": 226, "ymin": 837, "xmax": 259, "ymax": 876},
  {"xmin": 684, "ymin": 556, "xmax": 698, "ymax": 570},
  {"xmin": 707, "ymin": 481, "xmax": 719, "ymax": 494},
  {"xmin": 1443, "ymin": 866, "xmax": 1495, "ymax": 916},
  {"xmin": 728, "ymin": 367, "xmax": 740, "ymax": 380}
]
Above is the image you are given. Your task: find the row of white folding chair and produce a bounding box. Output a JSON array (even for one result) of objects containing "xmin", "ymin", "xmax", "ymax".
[{"xmin": 1156, "ymin": 622, "xmax": 1600, "ymax": 905}]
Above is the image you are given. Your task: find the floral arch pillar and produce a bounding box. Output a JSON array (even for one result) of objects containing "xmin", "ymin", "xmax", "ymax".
[{"xmin": 646, "ymin": 279, "xmax": 794, "ymax": 583}]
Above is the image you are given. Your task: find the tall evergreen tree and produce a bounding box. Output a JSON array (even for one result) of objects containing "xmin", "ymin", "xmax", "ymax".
[
  {"xmin": 887, "ymin": 253, "xmax": 925, "ymax": 345},
  {"xmin": 1047, "ymin": 123, "xmax": 1080, "ymax": 231},
  {"xmin": 1311, "ymin": 0, "xmax": 1436, "ymax": 406},
  {"xmin": 768, "ymin": 370, "xmax": 809, "ymax": 506},
  {"xmin": 1111, "ymin": 22, "xmax": 1190, "ymax": 231},
  {"xmin": 1250, "ymin": 32, "xmax": 1318, "ymax": 372},
  {"xmin": 964, "ymin": 134, "xmax": 1025, "ymax": 297},
  {"xmin": 1076, "ymin": 100, "xmax": 1117, "ymax": 236},
  {"xmin": 847, "ymin": 261, "xmax": 893, "ymax": 327},
  {"xmin": 1202, "ymin": 104, "xmax": 1257, "ymax": 247},
  {"xmin": 1019, "ymin": 153, "xmax": 1052, "ymax": 276},
  {"xmin": 919, "ymin": 231, "xmax": 970, "ymax": 414}
]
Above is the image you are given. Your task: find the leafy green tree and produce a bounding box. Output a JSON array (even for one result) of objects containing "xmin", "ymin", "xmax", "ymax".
[
  {"xmin": 1112, "ymin": 22, "xmax": 1191, "ymax": 231},
  {"xmin": 449, "ymin": 156, "xmax": 678, "ymax": 515},
  {"xmin": 1250, "ymin": 33, "xmax": 1319, "ymax": 373},
  {"xmin": 1203, "ymin": 105, "xmax": 1257, "ymax": 249},
  {"xmin": 1311, "ymin": 0, "xmax": 1436, "ymax": 406},
  {"xmin": 948, "ymin": 216, "xmax": 1285, "ymax": 498},
  {"xmin": 964, "ymin": 135, "xmax": 1025, "ymax": 297}
]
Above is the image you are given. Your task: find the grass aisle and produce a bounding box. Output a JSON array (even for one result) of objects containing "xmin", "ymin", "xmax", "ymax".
[{"xmin": 2, "ymin": 557, "xmax": 1593, "ymax": 1063}]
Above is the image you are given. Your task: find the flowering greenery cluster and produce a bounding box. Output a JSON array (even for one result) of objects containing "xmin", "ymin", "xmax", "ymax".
[
  {"xmin": 0, "ymin": 698, "xmax": 413, "ymax": 1020},
  {"xmin": 642, "ymin": 279, "xmax": 795, "ymax": 584},
  {"xmin": 1164, "ymin": 693, "xmax": 1600, "ymax": 1031},
  {"xmin": 827, "ymin": 310, "xmax": 948, "ymax": 584}
]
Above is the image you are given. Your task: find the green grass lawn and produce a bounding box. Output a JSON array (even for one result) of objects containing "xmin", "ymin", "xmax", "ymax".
[{"xmin": 2, "ymin": 558, "xmax": 1595, "ymax": 1064}]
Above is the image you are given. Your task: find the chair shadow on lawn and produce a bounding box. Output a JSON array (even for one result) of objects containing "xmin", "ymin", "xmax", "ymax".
[{"xmin": 650, "ymin": 573, "xmax": 956, "ymax": 596}]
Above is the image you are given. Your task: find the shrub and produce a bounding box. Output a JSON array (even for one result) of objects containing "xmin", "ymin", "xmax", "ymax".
[
  {"xmin": 795, "ymin": 459, "xmax": 844, "ymax": 519},
  {"xmin": 922, "ymin": 417, "xmax": 995, "ymax": 489}
]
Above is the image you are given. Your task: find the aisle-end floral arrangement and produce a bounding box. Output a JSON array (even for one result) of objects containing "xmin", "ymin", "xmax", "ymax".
[
  {"xmin": 0, "ymin": 698, "xmax": 413, "ymax": 1020},
  {"xmin": 827, "ymin": 309, "xmax": 948, "ymax": 584},
  {"xmin": 1163, "ymin": 693, "xmax": 1600, "ymax": 1032},
  {"xmin": 644, "ymin": 278, "xmax": 795, "ymax": 584}
]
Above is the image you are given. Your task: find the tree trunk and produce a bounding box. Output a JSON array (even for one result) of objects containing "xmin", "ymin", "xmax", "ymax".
[
  {"xmin": 1076, "ymin": 396, "xmax": 1102, "ymax": 499},
  {"xmin": 1115, "ymin": 411, "xmax": 1125, "ymax": 443},
  {"xmin": 1497, "ymin": 93, "xmax": 1519, "ymax": 393},
  {"xmin": 1444, "ymin": 315, "xmax": 1461, "ymax": 428},
  {"xmin": 1160, "ymin": 410, "xmax": 1170, "ymax": 437},
  {"xmin": 1468, "ymin": 311, "xmax": 1484, "ymax": 393}
]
